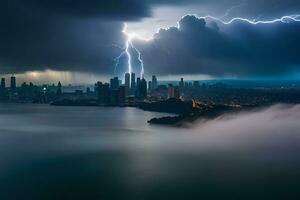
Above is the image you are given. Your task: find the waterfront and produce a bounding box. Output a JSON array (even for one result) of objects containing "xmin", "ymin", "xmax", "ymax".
[{"xmin": 1, "ymin": 103, "xmax": 300, "ymax": 199}]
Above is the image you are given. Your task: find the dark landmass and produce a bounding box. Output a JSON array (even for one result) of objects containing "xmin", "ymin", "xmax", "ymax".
[
  {"xmin": 139, "ymin": 98, "xmax": 197, "ymax": 114},
  {"xmin": 147, "ymin": 107, "xmax": 242, "ymax": 126},
  {"xmin": 141, "ymin": 99, "xmax": 263, "ymax": 126},
  {"xmin": 148, "ymin": 115, "xmax": 187, "ymax": 125}
]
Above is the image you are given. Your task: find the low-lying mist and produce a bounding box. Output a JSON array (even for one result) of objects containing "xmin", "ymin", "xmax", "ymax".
[
  {"xmin": 165, "ymin": 104, "xmax": 300, "ymax": 152},
  {"xmin": 1, "ymin": 103, "xmax": 300, "ymax": 199}
]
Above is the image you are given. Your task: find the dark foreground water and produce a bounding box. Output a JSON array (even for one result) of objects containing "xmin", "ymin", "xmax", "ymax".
[{"xmin": 0, "ymin": 103, "xmax": 300, "ymax": 200}]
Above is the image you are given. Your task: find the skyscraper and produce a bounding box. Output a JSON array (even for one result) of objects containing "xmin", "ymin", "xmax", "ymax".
[
  {"xmin": 118, "ymin": 85, "xmax": 126, "ymax": 105},
  {"xmin": 124, "ymin": 73, "xmax": 130, "ymax": 96},
  {"xmin": 110, "ymin": 77, "xmax": 119, "ymax": 90},
  {"xmin": 56, "ymin": 82, "xmax": 62, "ymax": 96},
  {"xmin": 174, "ymin": 86, "xmax": 180, "ymax": 99},
  {"xmin": 179, "ymin": 78, "xmax": 184, "ymax": 89},
  {"xmin": 0, "ymin": 78, "xmax": 6, "ymax": 99},
  {"xmin": 152, "ymin": 75, "xmax": 158, "ymax": 90},
  {"xmin": 110, "ymin": 89, "xmax": 119, "ymax": 106},
  {"xmin": 125, "ymin": 73, "xmax": 130, "ymax": 89},
  {"xmin": 168, "ymin": 84, "xmax": 175, "ymax": 99},
  {"xmin": 135, "ymin": 77, "xmax": 141, "ymax": 97},
  {"xmin": 10, "ymin": 75, "xmax": 16, "ymax": 91},
  {"xmin": 96, "ymin": 82, "xmax": 110, "ymax": 104},
  {"xmin": 0, "ymin": 78, "xmax": 5, "ymax": 89},
  {"xmin": 179, "ymin": 77, "xmax": 184, "ymax": 95},
  {"xmin": 148, "ymin": 81, "xmax": 152, "ymax": 91},
  {"xmin": 131, "ymin": 73, "xmax": 136, "ymax": 89},
  {"xmin": 136, "ymin": 77, "xmax": 141, "ymax": 89},
  {"xmin": 138, "ymin": 78, "xmax": 147, "ymax": 100}
]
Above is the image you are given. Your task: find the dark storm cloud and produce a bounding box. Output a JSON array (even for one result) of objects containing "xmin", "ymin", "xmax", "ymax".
[
  {"xmin": 23, "ymin": 0, "xmax": 151, "ymax": 20},
  {"xmin": 0, "ymin": 0, "xmax": 300, "ymax": 76},
  {"xmin": 134, "ymin": 15, "xmax": 300, "ymax": 77},
  {"xmin": 0, "ymin": 0, "xmax": 196, "ymax": 74},
  {"xmin": 0, "ymin": 0, "xmax": 137, "ymax": 74}
]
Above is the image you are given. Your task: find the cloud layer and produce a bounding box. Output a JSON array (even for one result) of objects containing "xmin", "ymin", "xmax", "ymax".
[
  {"xmin": 136, "ymin": 15, "xmax": 300, "ymax": 77},
  {"xmin": 0, "ymin": 1, "xmax": 300, "ymax": 78}
]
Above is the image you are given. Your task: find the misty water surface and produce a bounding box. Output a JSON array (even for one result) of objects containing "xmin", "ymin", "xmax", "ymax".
[{"xmin": 0, "ymin": 103, "xmax": 300, "ymax": 199}]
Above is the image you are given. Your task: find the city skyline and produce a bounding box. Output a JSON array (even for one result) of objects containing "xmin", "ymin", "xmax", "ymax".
[{"xmin": 0, "ymin": 0, "xmax": 300, "ymax": 83}]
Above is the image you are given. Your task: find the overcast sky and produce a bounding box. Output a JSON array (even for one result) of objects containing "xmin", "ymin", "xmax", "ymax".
[{"xmin": 0, "ymin": 0, "xmax": 300, "ymax": 83}]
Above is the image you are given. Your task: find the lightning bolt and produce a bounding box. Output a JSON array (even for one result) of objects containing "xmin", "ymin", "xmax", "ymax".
[
  {"xmin": 198, "ymin": 14, "xmax": 300, "ymax": 25},
  {"xmin": 114, "ymin": 23, "xmax": 145, "ymax": 79},
  {"xmin": 133, "ymin": 44, "xmax": 144, "ymax": 78},
  {"xmin": 113, "ymin": 51, "xmax": 126, "ymax": 75},
  {"xmin": 114, "ymin": 14, "xmax": 300, "ymax": 79}
]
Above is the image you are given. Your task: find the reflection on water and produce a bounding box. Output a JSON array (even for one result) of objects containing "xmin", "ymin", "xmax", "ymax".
[{"xmin": 0, "ymin": 103, "xmax": 300, "ymax": 199}]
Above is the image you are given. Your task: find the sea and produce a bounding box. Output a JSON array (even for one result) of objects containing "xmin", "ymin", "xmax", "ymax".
[{"xmin": 0, "ymin": 103, "xmax": 300, "ymax": 199}]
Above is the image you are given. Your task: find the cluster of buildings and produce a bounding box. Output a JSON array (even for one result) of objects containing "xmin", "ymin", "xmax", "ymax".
[
  {"xmin": 95, "ymin": 73, "xmax": 158, "ymax": 106},
  {"xmin": 2, "ymin": 73, "xmax": 299, "ymax": 108},
  {"xmin": 0, "ymin": 73, "xmax": 214, "ymax": 105},
  {"xmin": 94, "ymin": 74, "xmax": 209, "ymax": 105},
  {"xmin": 1, "ymin": 76, "xmax": 17, "ymax": 101},
  {"xmin": 0, "ymin": 75, "xmax": 63, "ymax": 103}
]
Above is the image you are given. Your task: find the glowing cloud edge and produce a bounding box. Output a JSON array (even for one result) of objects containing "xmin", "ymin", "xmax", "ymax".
[{"xmin": 115, "ymin": 14, "xmax": 300, "ymax": 79}]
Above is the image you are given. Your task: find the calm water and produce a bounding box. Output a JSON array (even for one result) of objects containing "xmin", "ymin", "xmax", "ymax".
[{"xmin": 0, "ymin": 103, "xmax": 300, "ymax": 199}]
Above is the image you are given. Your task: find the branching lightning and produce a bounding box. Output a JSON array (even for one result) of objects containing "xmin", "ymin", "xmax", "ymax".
[
  {"xmin": 114, "ymin": 12, "xmax": 300, "ymax": 79},
  {"xmin": 198, "ymin": 14, "xmax": 300, "ymax": 25},
  {"xmin": 114, "ymin": 23, "xmax": 146, "ymax": 78},
  {"xmin": 113, "ymin": 51, "xmax": 126, "ymax": 75},
  {"xmin": 133, "ymin": 44, "xmax": 144, "ymax": 78}
]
